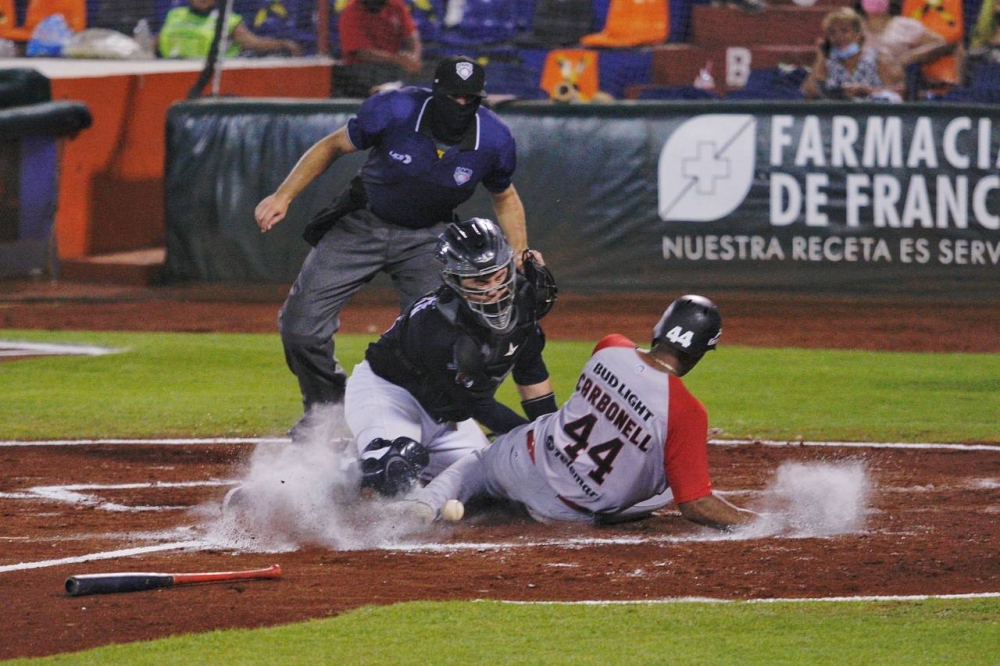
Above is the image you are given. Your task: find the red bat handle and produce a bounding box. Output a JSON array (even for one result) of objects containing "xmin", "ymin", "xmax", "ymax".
[{"xmin": 172, "ymin": 564, "xmax": 282, "ymax": 585}]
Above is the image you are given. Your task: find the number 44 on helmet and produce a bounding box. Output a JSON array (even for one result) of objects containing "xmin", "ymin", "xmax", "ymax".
[{"xmin": 652, "ymin": 295, "xmax": 722, "ymax": 376}]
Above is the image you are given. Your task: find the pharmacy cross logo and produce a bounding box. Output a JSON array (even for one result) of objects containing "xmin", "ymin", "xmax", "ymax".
[
  {"xmin": 658, "ymin": 115, "xmax": 756, "ymax": 222},
  {"xmin": 683, "ymin": 142, "xmax": 731, "ymax": 195}
]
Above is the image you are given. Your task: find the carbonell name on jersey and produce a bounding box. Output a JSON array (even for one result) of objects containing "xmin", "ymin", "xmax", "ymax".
[{"xmin": 576, "ymin": 364, "xmax": 655, "ymax": 451}]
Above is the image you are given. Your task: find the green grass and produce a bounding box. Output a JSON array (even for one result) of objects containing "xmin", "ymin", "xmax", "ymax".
[
  {"xmin": 1, "ymin": 331, "xmax": 996, "ymax": 442},
  {"xmin": 11, "ymin": 598, "xmax": 1000, "ymax": 665}
]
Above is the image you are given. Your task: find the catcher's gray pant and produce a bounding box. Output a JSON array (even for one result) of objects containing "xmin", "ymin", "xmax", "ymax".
[
  {"xmin": 279, "ymin": 209, "xmax": 447, "ymax": 410},
  {"xmin": 345, "ymin": 360, "xmax": 490, "ymax": 480},
  {"xmin": 412, "ymin": 423, "xmax": 594, "ymax": 523}
]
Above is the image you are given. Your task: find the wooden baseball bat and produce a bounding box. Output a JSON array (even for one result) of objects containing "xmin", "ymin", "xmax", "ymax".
[{"xmin": 65, "ymin": 564, "xmax": 281, "ymax": 596}]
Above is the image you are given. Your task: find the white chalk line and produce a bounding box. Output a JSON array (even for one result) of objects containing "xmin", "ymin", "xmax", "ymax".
[
  {"xmin": 0, "ymin": 479, "xmax": 234, "ymax": 512},
  {"xmin": 0, "ymin": 533, "xmax": 728, "ymax": 574},
  {"xmin": 0, "ymin": 438, "xmax": 287, "ymax": 447},
  {"xmin": 0, "ymin": 340, "xmax": 123, "ymax": 357},
  {"xmin": 0, "ymin": 478, "xmax": 231, "ymax": 573},
  {"xmin": 488, "ymin": 592, "xmax": 1000, "ymax": 605},
  {"xmin": 0, "ymin": 541, "xmax": 207, "ymax": 573},
  {"xmin": 387, "ymin": 533, "xmax": 733, "ymax": 555},
  {"xmin": 0, "ymin": 437, "xmax": 996, "ymax": 450},
  {"xmin": 711, "ymin": 439, "xmax": 1000, "ymax": 452}
]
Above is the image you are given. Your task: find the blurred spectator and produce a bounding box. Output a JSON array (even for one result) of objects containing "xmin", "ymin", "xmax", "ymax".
[
  {"xmin": 158, "ymin": 0, "xmax": 302, "ymax": 58},
  {"xmin": 965, "ymin": 0, "xmax": 1000, "ymax": 82},
  {"xmin": 858, "ymin": 0, "xmax": 954, "ymax": 93},
  {"xmin": 801, "ymin": 7, "xmax": 905, "ymax": 100},
  {"xmin": 333, "ymin": 0, "xmax": 423, "ymax": 97},
  {"xmin": 900, "ymin": 0, "xmax": 964, "ymax": 94},
  {"xmin": 971, "ymin": 0, "xmax": 1000, "ymax": 47}
]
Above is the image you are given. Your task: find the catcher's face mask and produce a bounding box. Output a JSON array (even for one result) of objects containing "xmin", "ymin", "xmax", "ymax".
[
  {"xmin": 437, "ymin": 218, "xmax": 516, "ymax": 331},
  {"xmin": 451, "ymin": 263, "xmax": 516, "ymax": 330}
]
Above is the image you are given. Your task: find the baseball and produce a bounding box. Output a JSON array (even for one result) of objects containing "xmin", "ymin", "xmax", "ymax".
[{"xmin": 441, "ymin": 499, "xmax": 464, "ymax": 522}]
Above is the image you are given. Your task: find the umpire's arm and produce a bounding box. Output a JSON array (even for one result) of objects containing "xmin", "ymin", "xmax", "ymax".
[
  {"xmin": 255, "ymin": 126, "xmax": 358, "ymax": 233},
  {"xmin": 491, "ymin": 185, "xmax": 528, "ymax": 258}
]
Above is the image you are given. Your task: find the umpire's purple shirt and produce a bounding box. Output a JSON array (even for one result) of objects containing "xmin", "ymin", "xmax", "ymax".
[{"xmin": 346, "ymin": 87, "xmax": 517, "ymax": 229}]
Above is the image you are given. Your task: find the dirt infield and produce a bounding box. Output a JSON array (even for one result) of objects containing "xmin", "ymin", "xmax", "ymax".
[{"xmin": 1, "ymin": 280, "xmax": 998, "ymax": 659}]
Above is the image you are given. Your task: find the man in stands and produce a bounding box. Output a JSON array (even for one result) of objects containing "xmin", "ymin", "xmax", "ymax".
[{"xmin": 334, "ymin": 0, "xmax": 424, "ymax": 97}]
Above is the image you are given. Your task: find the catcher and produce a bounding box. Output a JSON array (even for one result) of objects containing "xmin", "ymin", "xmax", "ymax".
[
  {"xmin": 393, "ymin": 295, "xmax": 759, "ymax": 530},
  {"xmin": 344, "ymin": 217, "xmax": 559, "ymax": 496}
]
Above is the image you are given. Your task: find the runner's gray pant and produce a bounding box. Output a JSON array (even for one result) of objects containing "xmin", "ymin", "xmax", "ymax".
[
  {"xmin": 412, "ymin": 423, "xmax": 593, "ymax": 523},
  {"xmin": 412, "ymin": 423, "xmax": 675, "ymax": 524},
  {"xmin": 279, "ymin": 209, "xmax": 447, "ymax": 411}
]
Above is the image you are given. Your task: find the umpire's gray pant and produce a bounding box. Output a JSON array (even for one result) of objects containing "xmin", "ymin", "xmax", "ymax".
[{"xmin": 278, "ymin": 209, "xmax": 448, "ymax": 411}]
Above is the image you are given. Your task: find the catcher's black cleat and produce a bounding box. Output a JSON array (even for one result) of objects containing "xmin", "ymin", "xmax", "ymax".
[{"xmin": 360, "ymin": 437, "xmax": 429, "ymax": 497}]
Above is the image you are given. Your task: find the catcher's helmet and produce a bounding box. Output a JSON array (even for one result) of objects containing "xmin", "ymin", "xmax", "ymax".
[
  {"xmin": 436, "ymin": 217, "xmax": 516, "ymax": 330},
  {"xmin": 652, "ymin": 295, "xmax": 722, "ymax": 373}
]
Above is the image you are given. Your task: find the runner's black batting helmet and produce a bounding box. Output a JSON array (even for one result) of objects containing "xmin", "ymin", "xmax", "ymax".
[
  {"xmin": 652, "ymin": 295, "xmax": 722, "ymax": 374},
  {"xmin": 436, "ymin": 217, "xmax": 516, "ymax": 331}
]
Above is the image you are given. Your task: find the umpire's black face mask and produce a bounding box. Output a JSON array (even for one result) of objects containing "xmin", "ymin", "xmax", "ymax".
[{"xmin": 429, "ymin": 92, "xmax": 481, "ymax": 145}]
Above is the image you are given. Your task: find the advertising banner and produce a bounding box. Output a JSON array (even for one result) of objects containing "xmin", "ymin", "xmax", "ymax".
[
  {"xmin": 494, "ymin": 102, "xmax": 1000, "ymax": 295},
  {"xmin": 655, "ymin": 107, "xmax": 1000, "ymax": 292}
]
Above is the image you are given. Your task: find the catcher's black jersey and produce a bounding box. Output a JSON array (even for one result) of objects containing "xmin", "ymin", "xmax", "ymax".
[{"xmin": 365, "ymin": 283, "xmax": 549, "ymax": 434}]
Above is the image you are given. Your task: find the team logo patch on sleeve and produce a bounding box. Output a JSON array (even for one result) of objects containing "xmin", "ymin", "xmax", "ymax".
[{"xmin": 453, "ymin": 167, "xmax": 473, "ymax": 185}]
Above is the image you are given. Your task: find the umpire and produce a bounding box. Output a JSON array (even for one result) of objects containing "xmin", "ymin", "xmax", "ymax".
[{"xmin": 254, "ymin": 55, "xmax": 531, "ymax": 438}]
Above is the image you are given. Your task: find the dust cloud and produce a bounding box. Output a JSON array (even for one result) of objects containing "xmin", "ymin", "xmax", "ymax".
[
  {"xmin": 743, "ymin": 461, "xmax": 872, "ymax": 538},
  {"xmin": 202, "ymin": 407, "xmax": 421, "ymax": 551}
]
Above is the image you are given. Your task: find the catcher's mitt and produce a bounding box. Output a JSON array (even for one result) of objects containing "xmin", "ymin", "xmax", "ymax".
[{"xmin": 521, "ymin": 250, "xmax": 557, "ymax": 319}]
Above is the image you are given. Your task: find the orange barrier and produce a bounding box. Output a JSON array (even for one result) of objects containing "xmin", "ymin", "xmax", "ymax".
[{"xmin": 40, "ymin": 59, "xmax": 331, "ymax": 259}]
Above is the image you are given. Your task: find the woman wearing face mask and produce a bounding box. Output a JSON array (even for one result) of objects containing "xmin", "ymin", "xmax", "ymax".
[
  {"xmin": 801, "ymin": 7, "xmax": 905, "ymax": 100},
  {"xmin": 858, "ymin": 0, "xmax": 953, "ymax": 86}
]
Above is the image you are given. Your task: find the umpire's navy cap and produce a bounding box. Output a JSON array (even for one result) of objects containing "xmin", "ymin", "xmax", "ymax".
[{"xmin": 433, "ymin": 56, "xmax": 487, "ymax": 97}]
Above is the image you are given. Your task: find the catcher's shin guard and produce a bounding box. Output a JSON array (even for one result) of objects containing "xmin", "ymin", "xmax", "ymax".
[{"xmin": 360, "ymin": 437, "xmax": 429, "ymax": 496}]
